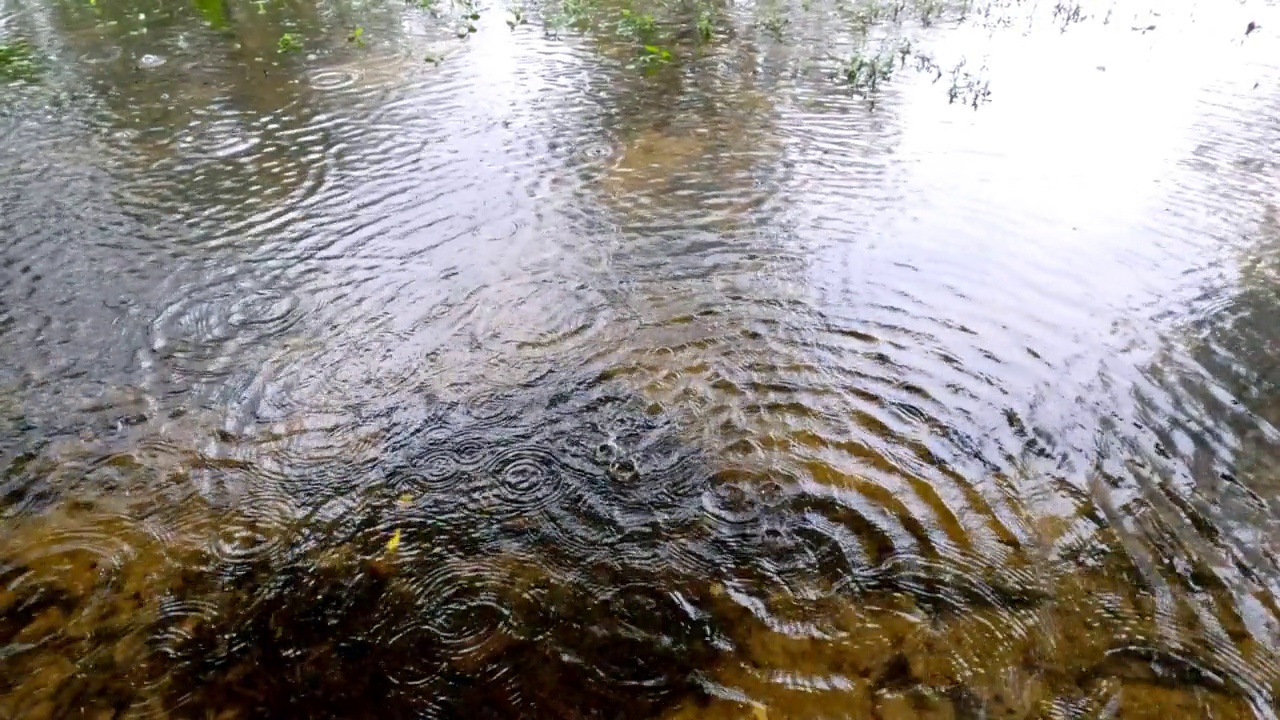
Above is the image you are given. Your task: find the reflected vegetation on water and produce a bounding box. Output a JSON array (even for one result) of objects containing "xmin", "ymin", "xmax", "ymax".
[{"xmin": 3, "ymin": 0, "xmax": 1280, "ymax": 716}]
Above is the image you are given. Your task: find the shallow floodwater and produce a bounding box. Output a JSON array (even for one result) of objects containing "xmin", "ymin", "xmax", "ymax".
[{"xmin": 2, "ymin": 0, "xmax": 1280, "ymax": 717}]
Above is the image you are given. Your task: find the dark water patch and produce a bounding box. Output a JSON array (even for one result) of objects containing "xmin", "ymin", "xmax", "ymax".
[{"xmin": 0, "ymin": 379, "xmax": 729, "ymax": 719}]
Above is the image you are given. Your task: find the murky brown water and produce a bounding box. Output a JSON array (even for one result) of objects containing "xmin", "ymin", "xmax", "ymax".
[{"xmin": 2, "ymin": 0, "xmax": 1280, "ymax": 717}]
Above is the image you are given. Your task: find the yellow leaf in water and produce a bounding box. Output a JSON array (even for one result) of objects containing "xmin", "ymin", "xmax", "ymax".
[
  {"xmin": 386, "ymin": 529, "xmax": 402, "ymax": 552},
  {"xmin": 398, "ymin": 494, "xmax": 413, "ymax": 506},
  {"xmin": 752, "ymin": 704, "xmax": 768, "ymax": 720}
]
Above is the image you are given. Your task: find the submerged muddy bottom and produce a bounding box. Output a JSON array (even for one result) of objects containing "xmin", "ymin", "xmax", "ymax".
[
  {"xmin": 0, "ymin": 378, "xmax": 1273, "ymax": 720},
  {"xmin": 0, "ymin": 382, "xmax": 727, "ymax": 719}
]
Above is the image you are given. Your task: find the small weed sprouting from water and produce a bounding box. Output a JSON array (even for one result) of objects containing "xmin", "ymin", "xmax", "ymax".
[
  {"xmin": 644, "ymin": 43, "xmax": 670, "ymax": 58},
  {"xmin": 276, "ymin": 32, "xmax": 302, "ymax": 53},
  {"xmin": 193, "ymin": 0, "xmax": 228, "ymax": 28},
  {"xmin": 347, "ymin": 26, "xmax": 365, "ymax": 46},
  {"xmin": 563, "ymin": 0, "xmax": 589, "ymax": 24},
  {"xmin": 696, "ymin": 11, "xmax": 714, "ymax": 41},
  {"xmin": 850, "ymin": 0, "xmax": 903, "ymax": 34},
  {"xmin": 919, "ymin": 56, "xmax": 989, "ymax": 107},
  {"xmin": 1053, "ymin": 1, "xmax": 1084, "ymax": 29},
  {"xmin": 629, "ymin": 43, "xmax": 671, "ymax": 72},
  {"xmin": 850, "ymin": 7, "xmax": 875, "ymax": 35},
  {"xmin": 760, "ymin": 11, "xmax": 789, "ymax": 39},
  {"xmin": 453, "ymin": 0, "xmax": 481, "ymax": 36},
  {"xmin": 919, "ymin": 0, "xmax": 943, "ymax": 26},
  {"xmin": 563, "ymin": 0, "xmax": 591, "ymax": 27},
  {"xmin": 617, "ymin": 8, "xmax": 657, "ymax": 41},
  {"xmin": 897, "ymin": 38, "xmax": 912, "ymax": 65},
  {"xmin": 507, "ymin": 5, "xmax": 528, "ymax": 29},
  {"xmin": 543, "ymin": 0, "xmax": 589, "ymax": 36},
  {"xmin": 844, "ymin": 48, "xmax": 895, "ymax": 93},
  {"xmin": 0, "ymin": 40, "xmax": 38, "ymax": 82},
  {"xmin": 540, "ymin": 0, "xmax": 576, "ymax": 36},
  {"xmin": 949, "ymin": 71, "xmax": 991, "ymax": 107},
  {"xmin": 451, "ymin": 0, "xmax": 481, "ymax": 36}
]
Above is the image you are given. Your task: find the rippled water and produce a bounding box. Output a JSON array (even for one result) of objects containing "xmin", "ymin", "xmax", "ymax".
[{"xmin": 3, "ymin": 0, "xmax": 1280, "ymax": 716}]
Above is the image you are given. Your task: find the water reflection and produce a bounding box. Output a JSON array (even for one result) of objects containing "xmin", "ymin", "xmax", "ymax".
[{"xmin": 3, "ymin": 0, "xmax": 1280, "ymax": 717}]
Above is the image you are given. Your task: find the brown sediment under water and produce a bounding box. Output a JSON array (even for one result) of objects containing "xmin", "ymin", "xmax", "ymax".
[{"xmin": 3, "ymin": 0, "xmax": 1280, "ymax": 717}]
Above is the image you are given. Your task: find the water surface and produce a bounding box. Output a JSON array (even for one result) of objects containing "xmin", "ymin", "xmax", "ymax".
[{"xmin": 2, "ymin": 0, "xmax": 1280, "ymax": 717}]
